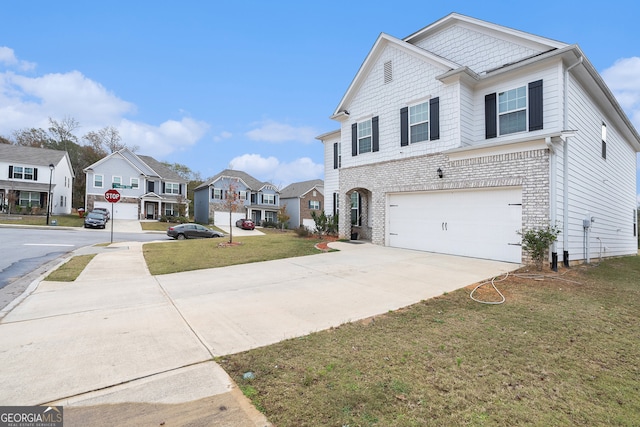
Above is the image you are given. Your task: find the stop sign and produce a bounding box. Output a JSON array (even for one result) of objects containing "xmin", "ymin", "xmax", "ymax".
[{"xmin": 104, "ymin": 189, "xmax": 121, "ymax": 203}]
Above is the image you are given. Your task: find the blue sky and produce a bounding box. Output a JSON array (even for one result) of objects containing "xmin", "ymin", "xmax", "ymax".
[{"xmin": 1, "ymin": 1, "xmax": 639, "ymax": 198}]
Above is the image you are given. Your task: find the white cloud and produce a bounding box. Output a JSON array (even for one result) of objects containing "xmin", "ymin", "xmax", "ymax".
[
  {"xmin": 229, "ymin": 153, "xmax": 323, "ymax": 187},
  {"xmin": 0, "ymin": 69, "xmax": 135, "ymax": 133},
  {"xmin": 0, "ymin": 55, "xmax": 210, "ymax": 159},
  {"xmin": 213, "ymin": 130, "xmax": 232, "ymax": 142},
  {"xmin": 245, "ymin": 120, "xmax": 317, "ymax": 144},
  {"xmin": 0, "ymin": 46, "xmax": 36, "ymax": 71},
  {"xmin": 602, "ymin": 57, "xmax": 640, "ymax": 130},
  {"xmin": 118, "ymin": 117, "xmax": 209, "ymax": 158}
]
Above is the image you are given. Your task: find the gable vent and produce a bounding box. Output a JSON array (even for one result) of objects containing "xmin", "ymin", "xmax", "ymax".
[{"xmin": 384, "ymin": 60, "xmax": 393, "ymax": 84}]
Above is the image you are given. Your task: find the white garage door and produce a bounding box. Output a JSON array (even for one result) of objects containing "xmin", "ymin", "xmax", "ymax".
[
  {"xmin": 214, "ymin": 211, "xmax": 245, "ymax": 227},
  {"xmin": 94, "ymin": 201, "xmax": 139, "ymax": 220},
  {"xmin": 387, "ymin": 187, "xmax": 522, "ymax": 263}
]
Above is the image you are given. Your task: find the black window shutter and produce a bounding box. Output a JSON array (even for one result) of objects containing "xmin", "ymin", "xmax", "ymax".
[
  {"xmin": 162, "ymin": 182, "xmax": 166, "ymax": 193},
  {"xmin": 33, "ymin": 168, "xmax": 38, "ymax": 181},
  {"xmin": 8, "ymin": 165, "xmax": 13, "ymax": 179},
  {"xmin": 333, "ymin": 143, "xmax": 338, "ymax": 169},
  {"xmin": 179, "ymin": 184, "xmax": 183, "ymax": 195},
  {"xmin": 372, "ymin": 116, "xmax": 379, "ymax": 152},
  {"xmin": 400, "ymin": 107, "xmax": 409, "ymax": 146},
  {"xmin": 148, "ymin": 181, "xmax": 153, "ymax": 192},
  {"xmin": 351, "ymin": 123, "xmax": 358, "ymax": 156},
  {"xmin": 528, "ymin": 80, "xmax": 543, "ymax": 131},
  {"xmin": 430, "ymin": 97, "xmax": 440, "ymax": 141},
  {"xmin": 485, "ymin": 93, "xmax": 497, "ymax": 139}
]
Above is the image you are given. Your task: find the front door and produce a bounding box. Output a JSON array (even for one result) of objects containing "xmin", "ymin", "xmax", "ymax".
[{"xmin": 146, "ymin": 203, "xmax": 155, "ymax": 219}]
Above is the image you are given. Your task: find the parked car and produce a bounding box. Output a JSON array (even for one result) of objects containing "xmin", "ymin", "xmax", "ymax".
[
  {"xmin": 92, "ymin": 207, "xmax": 110, "ymax": 220},
  {"xmin": 167, "ymin": 223, "xmax": 224, "ymax": 240},
  {"xmin": 235, "ymin": 218, "xmax": 255, "ymax": 230},
  {"xmin": 84, "ymin": 211, "xmax": 107, "ymax": 229}
]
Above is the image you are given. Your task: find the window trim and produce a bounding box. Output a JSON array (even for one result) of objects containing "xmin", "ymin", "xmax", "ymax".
[
  {"xmin": 309, "ymin": 200, "xmax": 320, "ymax": 210},
  {"xmin": 498, "ymin": 85, "xmax": 527, "ymax": 136},
  {"xmin": 165, "ymin": 182, "xmax": 180, "ymax": 195},
  {"xmin": 601, "ymin": 122, "xmax": 607, "ymax": 160},
  {"xmin": 130, "ymin": 177, "xmax": 139, "ymax": 189},
  {"xmin": 409, "ymin": 100, "xmax": 429, "ymax": 144},
  {"xmin": 358, "ymin": 119, "xmax": 372, "ymax": 154},
  {"xmin": 112, "ymin": 176, "xmax": 122, "ymax": 188},
  {"xmin": 94, "ymin": 174, "xmax": 104, "ymax": 188}
]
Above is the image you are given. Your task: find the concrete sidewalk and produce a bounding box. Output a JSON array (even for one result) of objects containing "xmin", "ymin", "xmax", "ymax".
[{"xmin": 0, "ymin": 240, "xmax": 518, "ymax": 426}]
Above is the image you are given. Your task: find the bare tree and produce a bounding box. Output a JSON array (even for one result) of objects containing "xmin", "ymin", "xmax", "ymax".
[
  {"xmin": 48, "ymin": 116, "xmax": 80, "ymax": 150},
  {"xmin": 11, "ymin": 128, "xmax": 50, "ymax": 147},
  {"xmin": 83, "ymin": 125, "xmax": 135, "ymax": 154},
  {"xmin": 215, "ymin": 179, "xmax": 245, "ymax": 244}
]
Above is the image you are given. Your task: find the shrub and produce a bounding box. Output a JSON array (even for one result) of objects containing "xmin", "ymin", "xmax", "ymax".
[
  {"xmin": 294, "ymin": 226, "xmax": 311, "ymax": 237},
  {"xmin": 262, "ymin": 220, "xmax": 278, "ymax": 228},
  {"xmin": 518, "ymin": 224, "xmax": 561, "ymax": 269}
]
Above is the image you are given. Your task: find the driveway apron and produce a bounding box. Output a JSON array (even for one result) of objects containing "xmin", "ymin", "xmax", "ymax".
[{"xmin": 0, "ymin": 239, "xmax": 517, "ymax": 420}]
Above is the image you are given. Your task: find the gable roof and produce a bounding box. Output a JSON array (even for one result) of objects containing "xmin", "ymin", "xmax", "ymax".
[
  {"xmin": 0, "ymin": 144, "xmax": 75, "ymax": 177},
  {"xmin": 332, "ymin": 32, "xmax": 458, "ymax": 118},
  {"xmin": 332, "ymin": 13, "xmax": 568, "ymax": 118},
  {"xmin": 196, "ymin": 169, "xmax": 275, "ymax": 192},
  {"xmin": 83, "ymin": 148, "xmax": 187, "ymax": 182},
  {"xmin": 404, "ymin": 13, "xmax": 566, "ymax": 51},
  {"xmin": 280, "ymin": 179, "xmax": 324, "ymax": 199}
]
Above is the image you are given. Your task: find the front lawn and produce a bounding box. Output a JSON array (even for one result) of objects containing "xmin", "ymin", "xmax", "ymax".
[
  {"xmin": 143, "ymin": 229, "xmax": 325, "ymax": 275},
  {"xmin": 221, "ymin": 256, "xmax": 640, "ymax": 426}
]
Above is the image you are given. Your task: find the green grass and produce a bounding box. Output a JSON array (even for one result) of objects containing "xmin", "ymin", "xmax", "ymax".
[
  {"xmin": 221, "ymin": 256, "xmax": 640, "ymax": 426},
  {"xmin": 143, "ymin": 229, "xmax": 324, "ymax": 275},
  {"xmin": 0, "ymin": 213, "xmax": 85, "ymax": 227},
  {"xmin": 44, "ymin": 254, "xmax": 96, "ymax": 281}
]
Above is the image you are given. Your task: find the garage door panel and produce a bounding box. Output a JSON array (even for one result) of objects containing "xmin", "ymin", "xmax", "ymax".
[
  {"xmin": 388, "ymin": 188, "xmax": 521, "ymax": 263},
  {"xmin": 94, "ymin": 201, "xmax": 139, "ymax": 220}
]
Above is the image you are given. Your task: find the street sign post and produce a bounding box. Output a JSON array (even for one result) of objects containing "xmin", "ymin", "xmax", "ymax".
[{"xmin": 104, "ymin": 189, "xmax": 120, "ymax": 243}]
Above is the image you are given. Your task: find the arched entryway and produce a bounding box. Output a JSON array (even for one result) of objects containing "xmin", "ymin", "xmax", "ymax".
[{"xmin": 344, "ymin": 187, "xmax": 372, "ymax": 241}]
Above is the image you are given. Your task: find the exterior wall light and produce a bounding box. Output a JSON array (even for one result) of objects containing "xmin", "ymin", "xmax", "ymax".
[{"xmin": 437, "ymin": 168, "xmax": 443, "ymax": 179}]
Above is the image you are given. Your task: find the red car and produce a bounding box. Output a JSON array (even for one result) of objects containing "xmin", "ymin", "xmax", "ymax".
[{"xmin": 235, "ymin": 218, "xmax": 255, "ymax": 230}]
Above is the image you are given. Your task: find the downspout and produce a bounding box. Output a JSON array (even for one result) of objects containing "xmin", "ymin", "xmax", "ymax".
[
  {"xmin": 562, "ymin": 55, "xmax": 583, "ymax": 267},
  {"xmin": 546, "ymin": 137, "xmax": 558, "ymax": 271}
]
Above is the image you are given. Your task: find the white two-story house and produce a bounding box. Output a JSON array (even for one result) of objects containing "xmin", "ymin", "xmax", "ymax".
[
  {"xmin": 319, "ymin": 13, "xmax": 640, "ymax": 266},
  {"xmin": 193, "ymin": 169, "xmax": 280, "ymax": 226},
  {"xmin": 84, "ymin": 148, "xmax": 188, "ymax": 220},
  {"xmin": 0, "ymin": 144, "xmax": 74, "ymax": 216}
]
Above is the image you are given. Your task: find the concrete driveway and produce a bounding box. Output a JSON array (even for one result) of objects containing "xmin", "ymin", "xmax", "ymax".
[{"xmin": 0, "ymin": 240, "xmax": 517, "ymax": 421}]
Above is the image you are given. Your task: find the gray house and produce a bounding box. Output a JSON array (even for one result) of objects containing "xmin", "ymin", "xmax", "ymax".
[
  {"xmin": 319, "ymin": 13, "xmax": 640, "ymax": 265},
  {"xmin": 193, "ymin": 169, "xmax": 280, "ymax": 226},
  {"xmin": 279, "ymin": 179, "xmax": 324, "ymax": 229},
  {"xmin": 84, "ymin": 148, "xmax": 188, "ymax": 220}
]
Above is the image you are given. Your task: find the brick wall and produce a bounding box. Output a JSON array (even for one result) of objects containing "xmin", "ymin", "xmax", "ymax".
[{"xmin": 339, "ymin": 148, "xmax": 549, "ymax": 263}]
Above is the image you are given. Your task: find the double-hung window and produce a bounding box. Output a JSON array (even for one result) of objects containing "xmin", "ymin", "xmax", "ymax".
[
  {"xmin": 94, "ymin": 175, "xmax": 104, "ymax": 188},
  {"xmin": 130, "ymin": 178, "xmax": 139, "ymax": 189},
  {"xmin": 486, "ymin": 80, "xmax": 543, "ymax": 139},
  {"xmin": 409, "ymin": 101, "xmax": 429, "ymax": 143},
  {"xmin": 213, "ymin": 188, "xmax": 222, "ymax": 199},
  {"xmin": 263, "ymin": 194, "xmax": 276, "ymax": 205},
  {"xmin": 498, "ymin": 86, "xmax": 527, "ymax": 135},
  {"xmin": 13, "ymin": 166, "xmax": 23, "ymax": 179},
  {"xmin": 309, "ymin": 200, "xmax": 320, "ymax": 210},
  {"xmin": 358, "ymin": 120, "xmax": 372, "ymax": 154},
  {"xmin": 112, "ymin": 176, "xmax": 122, "ymax": 188},
  {"xmin": 23, "ymin": 167, "xmax": 34, "ymax": 180},
  {"xmin": 165, "ymin": 183, "xmax": 180, "ymax": 195}
]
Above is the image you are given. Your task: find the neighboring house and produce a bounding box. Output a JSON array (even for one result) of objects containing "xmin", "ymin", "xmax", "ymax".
[
  {"xmin": 0, "ymin": 144, "xmax": 74, "ymax": 216},
  {"xmin": 318, "ymin": 13, "xmax": 640, "ymax": 265},
  {"xmin": 279, "ymin": 179, "xmax": 324, "ymax": 229},
  {"xmin": 83, "ymin": 148, "xmax": 188, "ymax": 220},
  {"xmin": 193, "ymin": 169, "xmax": 280, "ymax": 226}
]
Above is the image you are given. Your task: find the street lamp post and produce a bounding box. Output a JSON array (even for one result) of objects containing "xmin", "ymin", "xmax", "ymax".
[{"xmin": 46, "ymin": 163, "xmax": 54, "ymax": 225}]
